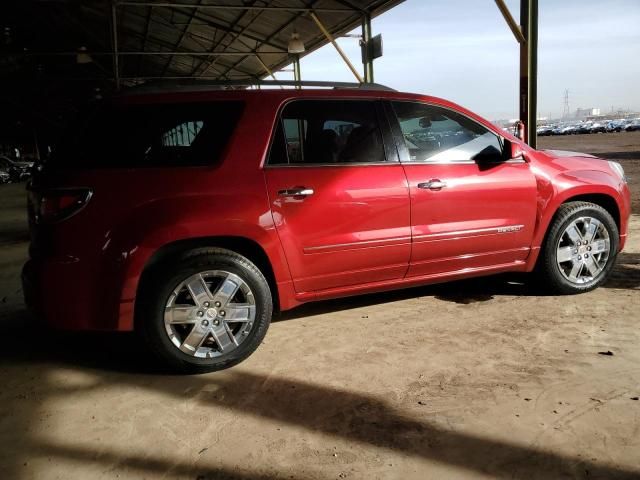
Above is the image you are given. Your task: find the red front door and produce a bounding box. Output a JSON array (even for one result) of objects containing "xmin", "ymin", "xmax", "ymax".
[
  {"xmin": 387, "ymin": 100, "xmax": 538, "ymax": 277},
  {"xmin": 402, "ymin": 161, "xmax": 537, "ymax": 277}
]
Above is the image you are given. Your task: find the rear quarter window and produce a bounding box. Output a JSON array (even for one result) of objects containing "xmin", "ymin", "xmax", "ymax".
[{"xmin": 50, "ymin": 100, "xmax": 244, "ymax": 168}]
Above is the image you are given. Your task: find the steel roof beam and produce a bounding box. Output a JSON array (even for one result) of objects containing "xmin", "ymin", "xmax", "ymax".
[
  {"xmin": 18, "ymin": 51, "xmax": 285, "ymax": 56},
  {"xmin": 494, "ymin": 0, "xmax": 526, "ymax": 44},
  {"xmin": 255, "ymin": 7, "xmax": 362, "ymax": 82},
  {"xmin": 119, "ymin": 4, "xmax": 288, "ymax": 52},
  {"xmin": 159, "ymin": 0, "xmax": 203, "ymax": 75},
  {"xmin": 118, "ymin": 2, "xmax": 357, "ymax": 13},
  {"xmin": 310, "ymin": 11, "xmax": 363, "ymax": 83},
  {"xmin": 217, "ymin": 0, "xmax": 321, "ymax": 79},
  {"xmin": 137, "ymin": 5, "xmax": 154, "ymax": 76},
  {"xmin": 171, "ymin": 10, "xmax": 287, "ymax": 51},
  {"xmin": 191, "ymin": 0, "xmax": 266, "ymax": 77}
]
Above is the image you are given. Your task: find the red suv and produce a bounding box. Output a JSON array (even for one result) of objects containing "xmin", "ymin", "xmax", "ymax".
[{"xmin": 23, "ymin": 84, "xmax": 631, "ymax": 373}]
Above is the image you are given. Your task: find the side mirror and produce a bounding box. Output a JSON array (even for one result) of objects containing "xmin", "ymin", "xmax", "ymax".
[
  {"xmin": 507, "ymin": 140, "xmax": 526, "ymax": 161},
  {"xmin": 514, "ymin": 121, "xmax": 525, "ymax": 140}
]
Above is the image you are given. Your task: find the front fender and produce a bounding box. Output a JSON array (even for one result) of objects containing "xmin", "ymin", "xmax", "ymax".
[{"xmin": 526, "ymin": 167, "xmax": 629, "ymax": 270}]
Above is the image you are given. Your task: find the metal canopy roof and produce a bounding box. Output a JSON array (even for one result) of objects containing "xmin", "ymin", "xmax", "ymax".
[
  {"xmin": 0, "ymin": 1, "xmax": 403, "ymax": 142},
  {"xmin": 2, "ymin": 1, "xmax": 403, "ymax": 88},
  {"xmin": 1, "ymin": 1, "xmax": 542, "ymax": 150}
]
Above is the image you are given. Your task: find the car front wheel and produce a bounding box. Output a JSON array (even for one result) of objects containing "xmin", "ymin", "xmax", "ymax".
[{"xmin": 539, "ymin": 201, "xmax": 619, "ymax": 294}]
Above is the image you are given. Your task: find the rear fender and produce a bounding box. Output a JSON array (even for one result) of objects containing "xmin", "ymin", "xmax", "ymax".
[{"xmin": 99, "ymin": 193, "xmax": 292, "ymax": 330}]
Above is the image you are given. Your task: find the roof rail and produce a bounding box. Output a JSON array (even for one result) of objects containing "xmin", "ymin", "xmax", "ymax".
[{"xmin": 120, "ymin": 79, "xmax": 396, "ymax": 95}]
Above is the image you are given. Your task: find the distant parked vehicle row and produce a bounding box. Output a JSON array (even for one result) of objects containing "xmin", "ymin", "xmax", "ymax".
[{"xmin": 537, "ymin": 118, "xmax": 640, "ymax": 136}]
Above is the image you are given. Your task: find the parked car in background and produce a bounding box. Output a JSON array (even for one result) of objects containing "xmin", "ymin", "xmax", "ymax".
[
  {"xmin": 625, "ymin": 120, "xmax": 640, "ymax": 132},
  {"xmin": 589, "ymin": 122, "xmax": 606, "ymax": 134},
  {"xmin": 23, "ymin": 84, "xmax": 631, "ymax": 373},
  {"xmin": 606, "ymin": 120, "xmax": 625, "ymax": 132},
  {"xmin": 576, "ymin": 123, "xmax": 592, "ymax": 134},
  {"xmin": 560, "ymin": 125, "xmax": 578, "ymax": 135},
  {"xmin": 537, "ymin": 126, "xmax": 554, "ymax": 136},
  {"xmin": 0, "ymin": 155, "xmax": 34, "ymax": 182}
]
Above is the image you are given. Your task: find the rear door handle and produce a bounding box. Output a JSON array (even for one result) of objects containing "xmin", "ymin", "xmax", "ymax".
[
  {"xmin": 278, "ymin": 187, "xmax": 315, "ymax": 197},
  {"xmin": 417, "ymin": 179, "xmax": 447, "ymax": 191}
]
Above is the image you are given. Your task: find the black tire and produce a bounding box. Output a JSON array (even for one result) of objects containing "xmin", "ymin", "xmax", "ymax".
[
  {"xmin": 136, "ymin": 248, "xmax": 272, "ymax": 374},
  {"xmin": 539, "ymin": 201, "xmax": 619, "ymax": 294}
]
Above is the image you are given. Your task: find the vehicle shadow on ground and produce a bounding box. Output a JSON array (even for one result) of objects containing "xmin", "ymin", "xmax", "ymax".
[
  {"xmin": 604, "ymin": 252, "xmax": 640, "ymax": 290},
  {"xmin": 0, "ymin": 315, "xmax": 639, "ymax": 480},
  {"xmin": 1, "ymin": 262, "xmax": 638, "ymax": 479},
  {"xmin": 0, "ymin": 276, "xmax": 531, "ymax": 375},
  {"xmin": 277, "ymin": 253, "xmax": 639, "ymax": 321},
  {"xmin": 277, "ymin": 273, "xmax": 547, "ymax": 321}
]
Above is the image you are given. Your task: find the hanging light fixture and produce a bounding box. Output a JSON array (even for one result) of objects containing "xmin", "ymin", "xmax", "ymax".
[
  {"xmin": 287, "ymin": 31, "xmax": 305, "ymax": 54},
  {"xmin": 76, "ymin": 46, "xmax": 93, "ymax": 64}
]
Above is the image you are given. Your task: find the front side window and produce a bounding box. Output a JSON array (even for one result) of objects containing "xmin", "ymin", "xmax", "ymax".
[
  {"xmin": 269, "ymin": 100, "xmax": 386, "ymax": 165},
  {"xmin": 391, "ymin": 102, "xmax": 503, "ymax": 163}
]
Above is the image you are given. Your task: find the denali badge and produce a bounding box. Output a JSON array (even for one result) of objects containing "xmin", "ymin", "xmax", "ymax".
[{"xmin": 497, "ymin": 225, "xmax": 524, "ymax": 233}]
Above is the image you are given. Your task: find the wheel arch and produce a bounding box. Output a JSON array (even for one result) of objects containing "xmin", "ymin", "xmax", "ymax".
[
  {"xmin": 527, "ymin": 191, "xmax": 621, "ymax": 271},
  {"xmin": 135, "ymin": 236, "xmax": 280, "ymax": 317},
  {"xmin": 559, "ymin": 193, "xmax": 620, "ymax": 230}
]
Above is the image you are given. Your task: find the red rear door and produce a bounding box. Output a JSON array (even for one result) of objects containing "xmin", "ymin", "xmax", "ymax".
[{"xmin": 264, "ymin": 99, "xmax": 411, "ymax": 293}]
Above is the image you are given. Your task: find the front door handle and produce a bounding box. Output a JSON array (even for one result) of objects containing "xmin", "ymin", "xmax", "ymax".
[
  {"xmin": 417, "ymin": 179, "xmax": 447, "ymax": 191},
  {"xmin": 278, "ymin": 187, "xmax": 315, "ymax": 197}
]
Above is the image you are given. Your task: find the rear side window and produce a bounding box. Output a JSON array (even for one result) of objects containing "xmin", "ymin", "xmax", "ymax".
[
  {"xmin": 269, "ymin": 100, "xmax": 386, "ymax": 165},
  {"xmin": 51, "ymin": 101, "xmax": 244, "ymax": 168}
]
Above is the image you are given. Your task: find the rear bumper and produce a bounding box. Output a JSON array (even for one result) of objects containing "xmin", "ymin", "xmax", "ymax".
[
  {"xmin": 22, "ymin": 256, "xmax": 117, "ymax": 331},
  {"xmin": 21, "ymin": 259, "xmax": 38, "ymax": 313}
]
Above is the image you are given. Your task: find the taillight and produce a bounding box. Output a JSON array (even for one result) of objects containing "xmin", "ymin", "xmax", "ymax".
[{"xmin": 28, "ymin": 188, "xmax": 92, "ymax": 224}]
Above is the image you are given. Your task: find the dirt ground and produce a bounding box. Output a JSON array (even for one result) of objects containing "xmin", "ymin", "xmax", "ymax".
[{"xmin": 0, "ymin": 132, "xmax": 639, "ymax": 480}]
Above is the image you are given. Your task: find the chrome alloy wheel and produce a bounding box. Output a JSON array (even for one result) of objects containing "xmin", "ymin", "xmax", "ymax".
[
  {"xmin": 556, "ymin": 216, "xmax": 611, "ymax": 285},
  {"xmin": 164, "ymin": 270, "xmax": 256, "ymax": 358}
]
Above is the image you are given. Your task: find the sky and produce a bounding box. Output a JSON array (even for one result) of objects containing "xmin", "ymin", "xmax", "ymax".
[{"xmin": 275, "ymin": 0, "xmax": 640, "ymax": 121}]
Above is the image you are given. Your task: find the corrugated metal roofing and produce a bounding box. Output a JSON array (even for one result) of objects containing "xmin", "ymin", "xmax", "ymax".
[
  {"xmin": 2, "ymin": 1, "xmax": 404, "ymax": 86},
  {"xmin": 0, "ymin": 1, "xmax": 404, "ymax": 141}
]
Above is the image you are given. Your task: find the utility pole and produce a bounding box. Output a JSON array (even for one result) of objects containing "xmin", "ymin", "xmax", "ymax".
[{"xmin": 562, "ymin": 89, "xmax": 570, "ymax": 119}]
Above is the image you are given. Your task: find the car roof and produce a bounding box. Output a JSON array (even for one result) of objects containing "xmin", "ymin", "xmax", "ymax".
[
  {"xmin": 114, "ymin": 84, "xmax": 464, "ymax": 117},
  {"xmin": 109, "ymin": 81, "xmax": 520, "ymax": 145}
]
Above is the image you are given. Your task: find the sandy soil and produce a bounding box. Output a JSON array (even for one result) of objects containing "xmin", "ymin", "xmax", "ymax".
[{"xmin": 0, "ymin": 133, "xmax": 638, "ymax": 480}]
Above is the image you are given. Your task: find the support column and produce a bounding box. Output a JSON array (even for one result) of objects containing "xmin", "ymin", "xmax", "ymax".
[
  {"xmin": 361, "ymin": 13, "xmax": 373, "ymax": 83},
  {"xmin": 519, "ymin": 0, "xmax": 529, "ymax": 144},
  {"xmin": 293, "ymin": 54, "xmax": 301, "ymax": 89},
  {"xmin": 527, "ymin": 0, "xmax": 538, "ymax": 148},
  {"xmin": 111, "ymin": 1, "xmax": 120, "ymax": 90}
]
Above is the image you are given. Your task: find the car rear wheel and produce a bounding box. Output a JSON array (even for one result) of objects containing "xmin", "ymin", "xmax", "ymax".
[
  {"xmin": 137, "ymin": 248, "xmax": 272, "ymax": 373},
  {"xmin": 539, "ymin": 202, "xmax": 619, "ymax": 294}
]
